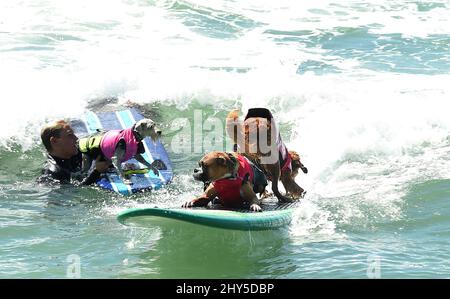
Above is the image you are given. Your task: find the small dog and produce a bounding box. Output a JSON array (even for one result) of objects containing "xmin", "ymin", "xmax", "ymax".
[
  {"xmin": 226, "ymin": 108, "xmax": 308, "ymax": 202},
  {"xmin": 78, "ymin": 118, "xmax": 166, "ymax": 183},
  {"xmin": 182, "ymin": 151, "xmax": 268, "ymax": 212}
]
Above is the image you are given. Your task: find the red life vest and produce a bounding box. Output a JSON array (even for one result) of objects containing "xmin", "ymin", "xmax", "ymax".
[
  {"xmin": 212, "ymin": 155, "xmax": 254, "ymax": 208},
  {"xmin": 280, "ymin": 147, "xmax": 292, "ymax": 173}
]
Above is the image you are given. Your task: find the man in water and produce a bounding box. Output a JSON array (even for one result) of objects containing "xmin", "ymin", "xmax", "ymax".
[{"xmin": 37, "ymin": 120, "xmax": 111, "ymax": 185}]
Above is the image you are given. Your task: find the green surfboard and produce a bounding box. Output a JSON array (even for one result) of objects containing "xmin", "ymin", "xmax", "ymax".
[{"xmin": 117, "ymin": 201, "xmax": 299, "ymax": 231}]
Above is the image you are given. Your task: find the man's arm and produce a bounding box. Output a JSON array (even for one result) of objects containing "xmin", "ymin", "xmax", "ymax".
[
  {"xmin": 36, "ymin": 158, "xmax": 70, "ymax": 185},
  {"xmin": 79, "ymin": 168, "xmax": 101, "ymax": 185},
  {"xmin": 79, "ymin": 157, "xmax": 111, "ymax": 186}
]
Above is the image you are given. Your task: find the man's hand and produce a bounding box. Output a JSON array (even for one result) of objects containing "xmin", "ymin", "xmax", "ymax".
[{"xmin": 95, "ymin": 157, "xmax": 112, "ymax": 173}]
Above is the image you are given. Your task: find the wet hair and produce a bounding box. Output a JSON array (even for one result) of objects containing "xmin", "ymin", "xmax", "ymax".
[{"xmin": 40, "ymin": 120, "xmax": 69, "ymax": 152}]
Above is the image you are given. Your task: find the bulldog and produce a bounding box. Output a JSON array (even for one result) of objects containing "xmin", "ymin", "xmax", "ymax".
[
  {"xmin": 226, "ymin": 108, "xmax": 308, "ymax": 202},
  {"xmin": 182, "ymin": 151, "xmax": 268, "ymax": 212}
]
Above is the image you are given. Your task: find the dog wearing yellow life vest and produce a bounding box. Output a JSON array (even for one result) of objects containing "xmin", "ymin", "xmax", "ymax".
[{"xmin": 78, "ymin": 118, "xmax": 166, "ymax": 184}]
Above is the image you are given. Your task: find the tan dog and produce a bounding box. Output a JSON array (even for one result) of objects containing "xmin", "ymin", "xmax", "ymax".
[
  {"xmin": 182, "ymin": 151, "xmax": 268, "ymax": 212},
  {"xmin": 226, "ymin": 108, "xmax": 307, "ymax": 202}
]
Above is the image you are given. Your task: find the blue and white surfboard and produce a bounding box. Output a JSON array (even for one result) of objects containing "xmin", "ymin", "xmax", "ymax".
[{"xmin": 71, "ymin": 108, "xmax": 173, "ymax": 195}]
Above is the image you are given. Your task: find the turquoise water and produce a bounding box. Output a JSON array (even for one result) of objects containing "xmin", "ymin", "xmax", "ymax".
[{"xmin": 1, "ymin": 0, "xmax": 450, "ymax": 278}]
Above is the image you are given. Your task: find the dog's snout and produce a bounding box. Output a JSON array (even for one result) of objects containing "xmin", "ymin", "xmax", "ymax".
[
  {"xmin": 156, "ymin": 130, "xmax": 162, "ymax": 136},
  {"xmin": 193, "ymin": 167, "xmax": 207, "ymax": 182}
]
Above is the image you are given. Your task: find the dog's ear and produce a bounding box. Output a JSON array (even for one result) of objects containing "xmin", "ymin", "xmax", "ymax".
[
  {"xmin": 135, "ymin": 119, "xmax": 152, "ymax": 133},
  {"xmin": 215, "ymin": 157, "xmax": 227, "ymax": 166},
  {"xmin": 146, "ymin": 120, "xmax": 156, "ymax": 130},
  {"xmin": 134, "ymin": 121, "xmax": 143, "ymax": 131}
]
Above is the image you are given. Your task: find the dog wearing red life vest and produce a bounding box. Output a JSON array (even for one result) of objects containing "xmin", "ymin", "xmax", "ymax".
[
  {"xmin": 182, "ymin": 151, "xmax": 267, "ymax": 212},
  {"xmin": 225, "ymin": 108, "xmax": 308, "ymax": 202}
]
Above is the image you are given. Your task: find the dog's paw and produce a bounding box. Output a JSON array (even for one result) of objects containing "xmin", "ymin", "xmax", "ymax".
[
  {"xmin": 250, "ymin": 204, "xmax": 262, "ymax": 212},
  {"xmin": 151, "ymin": 168, "xmax": 160, "ymax": 176},
  {"xmin": 278, "ymin": 195, "xmax": 295, "ymax": 203},
  {"xmin": 182, "ymin": 200, "xmax": 195, "ymax": 208},
  {"xmin": 286, "ymin": 192, "xmax": 302, "ymax": 201},
  {"xmin": 260, "ymin": 191, "xmax": 273, "ymax": 199},
  {"xmin": 122, "ymin": 178, "xmax": 133, "ymax": 185}
]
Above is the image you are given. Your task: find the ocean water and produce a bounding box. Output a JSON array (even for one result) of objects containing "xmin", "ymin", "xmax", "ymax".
[{"xmin": 1, "ymin": 0, "xmax": 450, "ymax": 278}]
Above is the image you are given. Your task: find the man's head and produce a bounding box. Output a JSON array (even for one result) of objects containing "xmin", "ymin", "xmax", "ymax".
[
  {"xmin": 40, "ymin": 120, "xmax": 78, "ymax": 159},
  {"xmin": 193, "ymin": 151, "xmax": 234, "ymax": 183}
]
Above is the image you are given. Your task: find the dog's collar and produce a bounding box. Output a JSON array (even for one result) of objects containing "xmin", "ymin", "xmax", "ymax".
[
  {"xmin": 213, "ymin": 173, "xmax": 234, "ymax": 181},
  {"xmin": 209, "ymin": 153, "xmax": 239, "ymax": 182},
  {"xmin": 212, "ymin": 153, "xmax": 239, "ymax": 180},
  {"xmin": 207, "ymin": 153, "xmax": 240, "ymax": 183}
]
